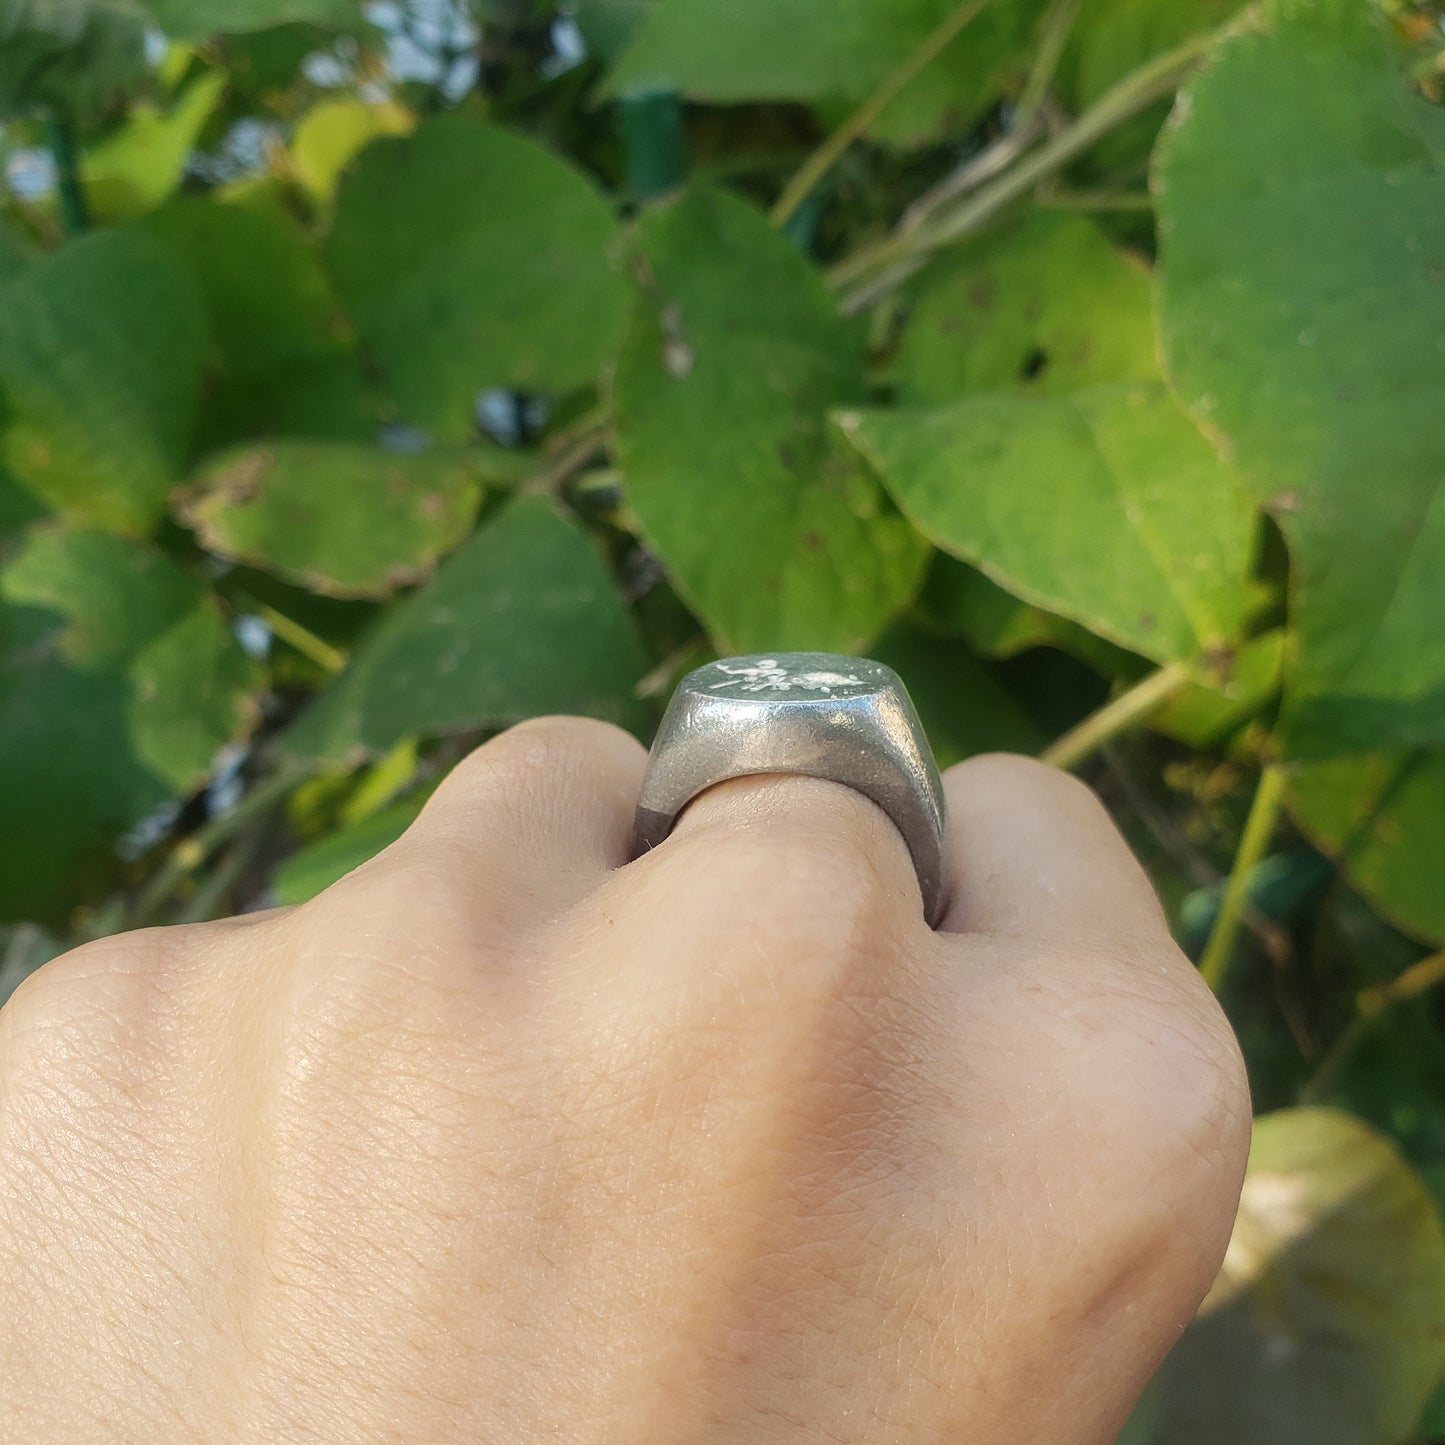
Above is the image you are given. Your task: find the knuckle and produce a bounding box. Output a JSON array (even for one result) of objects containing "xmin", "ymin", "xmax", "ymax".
[
  {"xmin": 0, "ymin": 929, "xmax": 199, "ymax": 1122},
  {"xmin": 965, "ymin": 750, "xmax": 1110, "ymax": 818},
  {"xmin": 438, "ymin": 715, "xmax": 634, "ymax": 802}
]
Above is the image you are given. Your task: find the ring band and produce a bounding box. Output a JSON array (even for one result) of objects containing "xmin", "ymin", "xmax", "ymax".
[{"xmin": 632, "ymin": 652, "xmax": 951, "ymax": 927}]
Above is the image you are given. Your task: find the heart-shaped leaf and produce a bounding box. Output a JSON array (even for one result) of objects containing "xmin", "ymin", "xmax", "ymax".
[
  {"xmin": 613, "ymin": 184, "xmax": 926, "ymax": 654},
  {"xmin": 284, "ymin": 496, "xmax": 649, "ymax": 764},
  {"xmin": 329, "ymin": 117, "xmax": 629, "ymax": 439},
  {"xmin": 838, "ymin": 381, "xmax": 1257, "ymax": 664},
  {"xmin": 1154, "ymin": 0, "xmax": 1445, "ymax": 754}
]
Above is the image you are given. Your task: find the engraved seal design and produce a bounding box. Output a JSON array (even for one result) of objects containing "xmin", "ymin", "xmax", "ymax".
[{"xmin": 707, "ymin": 658, "xmax": 865, "ymax": 695}]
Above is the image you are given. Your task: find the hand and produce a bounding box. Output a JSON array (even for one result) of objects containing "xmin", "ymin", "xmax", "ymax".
[{"xmin": 0, "ymin": 719, "xmax": 1249, "ymax": 1443}]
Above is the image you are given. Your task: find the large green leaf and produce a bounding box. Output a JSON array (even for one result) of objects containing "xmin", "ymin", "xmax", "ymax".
[
  {"xmin": 0, "ymin": 228, "xmax": 206, "ymax": 535},
  {"xmin": 0, "ymin": 526, "xmax": 258, "ymax": 923},
  {"xmin": 329, "ymin": 117, "xmax": 628, "ymax": 440},
  {"xmin": 606, "ymin": 0, "xmax": 1049, "ymax": 144},
  {"xmin": 140, "ymin": 198, "xmax": 371, "ymax": 449},
  {"xmin": 838, "ymin": 382, "xmax": 1257, "ymax": 664},
  {"xmin": 1287, "ymin": 750, "xmax": 1445, "ymax": 947},
  {"xmin": 178, "ymin": 442, "xmax": 489, "ymax": 599},
  {"xmin": 285, "ymin": 496, "xmax": 649, "ymax": 764},
  {"xmin": 0, "ymin": 0, "xmax": 147, "ymax": 121},
  {"xmin": 1154, "ymin": 0, "xmax": 1445, "ymax": 755},
  {"xmin": 613, "ymin": 185, "xmax": 926, "ymax": 654},
  {"xmin": 896, "ymin": 210, "xmax": 1158, "ymax": 405},
  {"xmin": 1145, "ymin": 1107, "xmax": 1445, "ymax": 1444},
  {"xmin": 140, "ymin": 0, "xmax": 354, "ymax": 39}
]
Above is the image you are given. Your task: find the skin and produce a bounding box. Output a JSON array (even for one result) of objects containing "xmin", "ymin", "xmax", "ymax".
[{"xmin": 0, "ymin": 719, "xmax": 1250, "ymax": 1443}]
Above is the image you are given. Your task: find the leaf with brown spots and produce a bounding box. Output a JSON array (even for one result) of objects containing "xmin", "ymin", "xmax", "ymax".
[{"xmin": 177, "ymin": 441, "xmax": 496, "ymax": 599}]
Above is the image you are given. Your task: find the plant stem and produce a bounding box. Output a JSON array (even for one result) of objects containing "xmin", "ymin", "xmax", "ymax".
[
  {"xmin": 128, "ymin": 764, "xmax": 313, "ymax": 928},
  {"xmin": 523, "ymin": 411, "xmax": 612, "ymax": 497},
  {"xmin": 250, "ymin": 601, "xmax": 346, "ymax": 675},
  {"xmin": 830, "ymin": 20, "xmax": 1231, "ymax": 310},
  {"xmin": 1199, "ymin": 762, "xmax": 1288, "ymax": 992},
  {"xmin": 769, "ymin": 0, "xmax": 993, "ymax": 229},
  {"xmin": 1016, "ymin": 0, "xmax": 1084, "ymax": 125},
  {"xmin": 1300, "ymin": 949, "xmax": 1445, "ymax": 1103},
  {"xmin": 1040, "ymin": 660, "xmax": 1192, "ymax": 772},
  {"xmin": 43, "ymin": 114, "xmax": 90, "ymax": 236}
]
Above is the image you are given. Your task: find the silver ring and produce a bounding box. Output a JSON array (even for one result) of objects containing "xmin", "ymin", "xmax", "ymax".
[{"xmin": 633, "ymin": 652, "xmax": 951, "ymax": 927}]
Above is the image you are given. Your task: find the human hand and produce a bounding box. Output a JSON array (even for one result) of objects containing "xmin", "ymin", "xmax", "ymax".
[{"xmin": 0, "ymin": 719, "xmax": 1249, "ymax": 1443}]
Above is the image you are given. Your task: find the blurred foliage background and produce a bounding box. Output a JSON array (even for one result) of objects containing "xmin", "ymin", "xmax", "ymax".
[{"xmin": 1, "ymin": 0, "xmax": 1443, "ymax": 1437}]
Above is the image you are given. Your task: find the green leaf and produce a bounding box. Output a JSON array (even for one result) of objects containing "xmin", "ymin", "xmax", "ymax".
[
  {"xmin": 272, "ymin": 799, "xmax": 423, "ymax": 905},
  {"xmin": 0, "ymin": 228, "xmax": 206, "ymax": 535},
  {"xmin": 606, "ymin": 0, "xmax": 1050, "ymax": 144},
  {"xmin": 329, "ymin": 117, "xmax": 628, "ymax": 439},
  {"xmin": 575, "ymin": 0, "xmax": 659, "ymax": 62},
  {"xmin": 290, "ymin": 96, "xmax": 414, "ymax": 206},
  {"xmin": 1061, "ymin": 0, "xmax": 1246, "ymax": 107},
  {"xmin": 838, "ymin": 381, "xmax": 1257, "ymax": 664},
  {"xmin": 1287, "ymin": 749, "xmax": 1445, "ymax": 947},
  {"xmin": 1148, "ymin": 1107, "xmax": 1445, "ymax": 1445},
  {"xmin": 1148, "ymin": 629, "xmax": 1283, "ymax": 748},
  {"xmin": 1154, "ymin": 0, "xmax": 1445, "ymax": 754},
  {"xmin": 0, "ymin": 525, "xmax": 258, "ymax": 923},
  {"xmin": 0, "ymin": 223, "xmax": 37, "ymax": 286},
  {"xmin": 0, "ymin": 0, "xmax": 147, "ymax": 121},
  {"xmin": 82, "ymin": 69, "xmax": 226, "ymax": 221},
  {"xmin": 1055, "ymin": 0, "xmax": 1246, "ymax": 172},
  {"xmin": 613, "ymin": 185, "xmax": 926, "ymax": 654},
  {"xmin": 139, "ymin": 198, "xmax": 371, "ymax": 449},
  {"xmin": 141, "ymin": 0, "xmax": 355, "ymax": 40},
  {"xmin": 869, "ymin": 620, "xmax": 1045, "ymax": 767},
  {"xmin": 178, "ymin": 442, "xmax": 488, "ymax": 599},
  {"xmin": 919, "ymin": 553, "xmax": 1141, "ymax": 675},
  {"xmin": 284, "ymin": 495, "xmax": 650, "ymax": 764},
  {"xmin": 896, "ymin": 210, "xmax": 1158, "ymax": 405}
]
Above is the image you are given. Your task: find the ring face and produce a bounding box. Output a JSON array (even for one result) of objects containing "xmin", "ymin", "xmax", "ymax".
[{"xmin": 633, "ymin": 652, "xmax": 951, "ymax": 927}]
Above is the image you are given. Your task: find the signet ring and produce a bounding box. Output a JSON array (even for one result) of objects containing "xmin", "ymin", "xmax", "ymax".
[{"xmin": 632, "ymin": 652, "xmax": 951, "ymax": 928}]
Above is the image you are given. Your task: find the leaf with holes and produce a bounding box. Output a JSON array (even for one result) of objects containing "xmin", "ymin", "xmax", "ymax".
[
  {"xmin": 1154, "ymin": 0, "xmax": 1445, "ymax": 754},
  {"xmin": 0, "ymin": 228, "xmax": 206, "ymax": 536},
  {"xmin": 897, "ymin": 209, "xmax": 1158, "ymax": 405},
  {"xmin": 613, "ymin": 185, "xmax": 926, "ymax": 654},
  {"xmin": 0, "ymin": 526, "xmax": 258, "ymax": 922},
  {"xmin": 285, "ymin": 496, "xmax": 649, "ymax": 764},
  {"xmin": 329, "ymin": 117, "xmax": 629, "ymax": 440},
  {"xmin": 838, "ymin": 382, "xmax": 1257, "ymax": 664}
]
